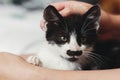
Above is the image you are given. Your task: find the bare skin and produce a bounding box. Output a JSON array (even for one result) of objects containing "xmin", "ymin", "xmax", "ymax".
[
  {"xmin": 0, "ymin": 53, "xmax": 42, "ymax": 80},
  {"xmin": 1, "ymin": 1, "xmax": 120, "ymax": 80},
  {"xmin": 0, "ymin": 52, "xmax": 120, "ymax": 80}
]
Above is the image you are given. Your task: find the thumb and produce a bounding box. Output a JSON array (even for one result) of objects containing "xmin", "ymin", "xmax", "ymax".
[{"xmin": 59, "ymin": 8, "xmax": 72, "ymax": 17}]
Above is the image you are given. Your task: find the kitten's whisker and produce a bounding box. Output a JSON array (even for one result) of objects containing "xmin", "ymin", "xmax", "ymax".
[
  {"xmin": 86, "ymin": 52, "xmax": 107, "ymax": 66},
  {"xmin": 88, "ymin": 54, "xmax": 104, "ymax": 66},
  {"xmin": 82, "ymin": 52, "xmax": 100, "ymax": 66},
  {"xmin": 90, "ymin": 52, "xmax": 110, "ymax": 61},
  {"xmin": 81, "ymin": 52, "xmax": 98, "ymax": 65},
  {"xmin": 87, "ymin": 56, "xmax": 100, "ymax": 66}
]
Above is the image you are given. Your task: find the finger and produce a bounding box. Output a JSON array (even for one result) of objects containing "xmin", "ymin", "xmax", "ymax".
[
  {"xmin": 50, "ymin": 2, "xmax": 66, "ymax": 11},
  {"xmin": 59, "ymin": 8, "xmax": 72, "ymax": 17},
  {"xmin": 40, "ymin": 19, "xmax": 45, "ymax": 31}
]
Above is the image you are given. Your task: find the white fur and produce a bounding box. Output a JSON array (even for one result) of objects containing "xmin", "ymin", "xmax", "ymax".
[
  {"xmin": 26, "ymin": 32, "xmax": 81, "ymax": 70},
  {"xmin": 25, "ymin": 31, "xmax": 94, "ymax": 70}
]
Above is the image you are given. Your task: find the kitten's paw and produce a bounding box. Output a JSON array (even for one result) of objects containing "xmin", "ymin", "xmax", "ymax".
[{"xmin": 27, "ymin": 56, "xmax": 42, "ymax": 66}]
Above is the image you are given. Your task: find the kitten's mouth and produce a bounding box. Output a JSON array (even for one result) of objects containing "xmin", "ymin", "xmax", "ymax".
[
  {"xmin": 68, "ymin": 56, "xmax": 79, "ymax": 62},
  {"xmin": 61, "ymin": 56, "xmax": 79, "ymax": 62}
]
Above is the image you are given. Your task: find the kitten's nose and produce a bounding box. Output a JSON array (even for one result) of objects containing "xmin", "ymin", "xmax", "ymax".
[{"xmin": 67, "ymin": 50, "xmax": 82, "ymax": 56}]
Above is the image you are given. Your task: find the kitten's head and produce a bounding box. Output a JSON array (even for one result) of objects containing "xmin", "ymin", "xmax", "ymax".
[{"xmin": 43, "ymin": 5, "xmax": 100, "ymax": 62}]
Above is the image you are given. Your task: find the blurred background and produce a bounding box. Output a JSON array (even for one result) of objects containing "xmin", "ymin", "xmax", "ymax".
[
  {"xmin": 0, "ymin": 0, "xmax": 68, "ymax": 55},
  {"xmin": 0, "ymin": 0, "xmax": 119, "ymax": 55}
]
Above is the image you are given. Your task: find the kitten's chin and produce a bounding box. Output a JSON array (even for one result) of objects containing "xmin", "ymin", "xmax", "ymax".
[
  {"xmin": 68, "ymin": 57, "xmax": 78, "ymax": 62},
  {"xmin": 60, "ymin": 55, "xmax": 79, "ymax": 62}
]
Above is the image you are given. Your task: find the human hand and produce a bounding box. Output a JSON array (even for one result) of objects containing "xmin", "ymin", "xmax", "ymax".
[
  {"xmin": 0, "ymin": 52, "xmax": 46, "ymax": 80},
  {"xmin": 40, "ymin": 1, "xmax": 92, "ymax": 30},
  {"xmin": 0, "ymin": 52, "xmax": 74, "ymax": 80},
  {"xmin": 51, "ymin": 1, "xmax": 92, "ymax": 16}
]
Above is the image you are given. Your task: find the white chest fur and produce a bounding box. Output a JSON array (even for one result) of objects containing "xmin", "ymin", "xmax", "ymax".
[{"xmin": 27, "ymin": 39, "xmax": 81, "ymax": 70}]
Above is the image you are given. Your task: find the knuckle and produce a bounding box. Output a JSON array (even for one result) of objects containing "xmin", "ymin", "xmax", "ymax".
[{"xmin": 65, "ymin": 8, "xmax": 72, "ymax": 15}]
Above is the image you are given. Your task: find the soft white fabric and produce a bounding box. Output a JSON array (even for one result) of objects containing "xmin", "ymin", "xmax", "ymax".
[{"xmin": 0, "ymin": 5, "xmax": 44, "ymax": 55}]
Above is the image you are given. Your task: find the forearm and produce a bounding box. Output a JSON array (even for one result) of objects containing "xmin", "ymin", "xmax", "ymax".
[
  {"xmin": 101, "ymin": 10, "xmax": 120, "ymax": 29},
  {"xmin": 0, "ymin": 53, "xmax": 46, "ymax": 80},
  {"xmin": 44, "ymin": 69, "xmax": 120, "ymax": 80},
  {"xmin": 110, "ymin": 14, "xmax": 120, "ymax": 29},
  {"xmin": 99, "ymin": 10, "xmax": 120, "ymax": 40},
  {"xmin": 0, "ymin": 53, "xmax": 120, "ymax": 80}
]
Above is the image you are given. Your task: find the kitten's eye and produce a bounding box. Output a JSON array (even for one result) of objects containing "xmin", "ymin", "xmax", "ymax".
[
  {"xmin": 60, "ymin": 36, "xmax": 67, "ymax": 42},
  {"xmin": 81, "ymin": 38, "xmax": 86, "ymax": 43}
]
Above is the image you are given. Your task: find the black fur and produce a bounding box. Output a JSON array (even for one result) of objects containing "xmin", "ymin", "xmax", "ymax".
[
  {"xmin": 44, "ymin": 5, "xmax": 99, "ymax": 46},
  {"xmin": 43, "ymin": 5, "xmax": 120, "ymax": 70}
]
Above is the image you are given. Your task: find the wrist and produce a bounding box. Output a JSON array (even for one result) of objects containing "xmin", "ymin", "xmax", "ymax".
[
  {"xmin": 42, "ymin": 69, "xmax": 88, "ymax": 80},
  {"xmin": 100, "ymin": 10, "xmax": 111, "ymax": 28},
  {"xmin": 99, "ymin": 10, "xmax": 113, "ymax": 40},
  {"xmin": 99, "ymin": 10, "xmax": 120, "ymax": 40}
]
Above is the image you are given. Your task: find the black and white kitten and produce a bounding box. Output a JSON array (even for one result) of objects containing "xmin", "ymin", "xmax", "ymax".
[
  {"xmin": 27, "ymin": 5, "xmax": 100, "ymax": 70},
  {"xmin": 27, "ymin": 5, "xmax": 120, "ymax": 70}
]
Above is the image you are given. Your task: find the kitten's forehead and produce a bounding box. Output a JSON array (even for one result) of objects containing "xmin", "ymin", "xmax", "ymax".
[
  {"xmin": 63, "ymin": 15, "xmax": 82, "ymax": 34},
  {"xmin": 64, "ymin": 15, "xmax": 82, "ymax": 26}
]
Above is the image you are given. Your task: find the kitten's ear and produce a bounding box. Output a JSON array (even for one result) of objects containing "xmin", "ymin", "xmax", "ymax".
[
  {"xmin": 84, "ymin": 5, "xmax": 100, "ymax": 20},
  {"xmin": 81, "ymin": 5, "xmax": 100, "ymax": 34},
  {"xmin": 43, "ymin": 5, "xmax": 63, "ymax": 22}
]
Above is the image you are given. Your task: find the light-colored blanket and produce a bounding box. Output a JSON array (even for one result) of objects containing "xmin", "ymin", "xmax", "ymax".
[{"xmin": 0, "ymin": 5, "xmax": 44, "ymax": 55}]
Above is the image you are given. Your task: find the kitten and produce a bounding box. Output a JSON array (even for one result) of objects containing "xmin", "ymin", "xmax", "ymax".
[{"xmin": 27, "ymin": 5, "xmax": 101, "ymax": 70}]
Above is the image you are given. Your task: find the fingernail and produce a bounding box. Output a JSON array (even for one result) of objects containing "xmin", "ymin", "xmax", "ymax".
[
  {"xmin": 40, "ymin": 19, "xmax": 46, "ymax": 31},
  {"xmin": 42, "ymin": 22, "xmax": 47, "ymax": 31}
]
